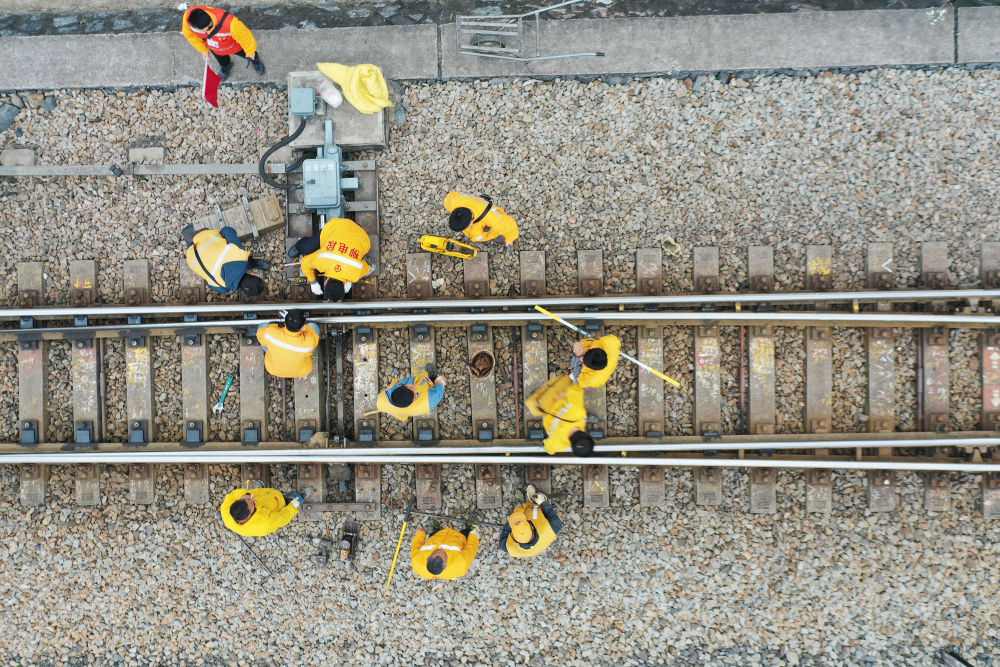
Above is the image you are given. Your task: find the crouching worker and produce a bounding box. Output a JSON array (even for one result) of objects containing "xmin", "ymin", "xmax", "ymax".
[
  {"xmin": 444, "ymin": 190, "xmax": 519, "ymax": 247},
  {"xmin": 570, "ymin": 334, "xmax": 622, "ymax": 388},
  {"xmin": 411, "ymin": 522, "xmax": 480, "ymax": 580},
  {"xmin": 220, "ymin": 485, "xmax": 313, "ymax": 537},
  {"xmin": 255, "ymin": 309, "xmax": 320, "ymax": 378},
  {"xmin": 377, "ymin": 364, "xmax": 446, "ymax": 421},
  {"xmin": 501, "ymin": 485, "xmax": 563, "ymax": 558},
  {"xmin": 526, "ymin": 374, "xmax": 594, "ymax": 456},
  {"xmin": 288, "ymin": 217, "xmax": 374, "ymax": 302},
  {"xmin": 183, "ymin": 224, "xmax": 267, "ymax": 296}
]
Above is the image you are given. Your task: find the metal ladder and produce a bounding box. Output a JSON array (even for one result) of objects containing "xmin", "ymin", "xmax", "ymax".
[{"xmin": 456, "ymin": 0, "xmax": 605, "ymax": 62}]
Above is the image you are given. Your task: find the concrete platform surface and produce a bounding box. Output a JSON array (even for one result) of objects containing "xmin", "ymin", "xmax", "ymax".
[
  {"xmin": 442, "ymin": 9, "xmax": 955, "ymax": 78},
  {"xmin": 0, "ymin": 25, "xmax": 439, "ymax": 90},
  {"xmin": 957, "ymin": 7, "xmax": 1000, "ymax": 63}
]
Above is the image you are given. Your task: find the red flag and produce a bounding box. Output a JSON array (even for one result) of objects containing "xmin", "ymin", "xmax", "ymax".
[{"xmin": 202, "ymin": 62, "xmax": 222, "ymax": 107}]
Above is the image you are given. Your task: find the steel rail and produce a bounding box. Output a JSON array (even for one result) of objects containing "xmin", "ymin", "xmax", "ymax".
[
  {"xmin": 3, "ymin": 288, "xmax": 999, "ymax": 320},
  {"xmin": 0, "ymin": 449, "xmax": 995, "ymax": 472},
  {"xmin": 3, "ymin": 310, "xmax": 999, "ymax": 339}
]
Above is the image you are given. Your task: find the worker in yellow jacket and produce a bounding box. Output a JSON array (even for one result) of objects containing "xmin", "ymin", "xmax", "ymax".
[
  {"xmin": 288, "ymin": 218, "xmax": 374, "ymax": 302},
  {"xmin": 182, "ymin": 5, "xmax": 265, "ymax": 79},
  {"xmin": 255, "ymin": 309, "xmax": 320, "ymax": 378},
  {"xmin": 444, "ymin": 191, "xmax": 519, "ymax": 247},
  {"xmin": 570, "ymin": 334, "xmax": 622, "ymax": 388},
  {"xmin": 525, "ymin": 374, "xmax": 594, "ymax": 456},
  {"xmin": 377, "ymin": 364, "xmax": 446, "ymax": 421},
  {"xmin": 219, "ymin": 485, "xmax": 313, "ymax": 537},
  {"xmin": 411, "ymin": 523, "xmax": 480, "ymax": 579},
  {"xmin": 183, "ymin": 225, "xmax": 267, "ymax": 296},
  {"xmin": 500, "ymin": 485, "xmax": 563, "ymax": 558}
]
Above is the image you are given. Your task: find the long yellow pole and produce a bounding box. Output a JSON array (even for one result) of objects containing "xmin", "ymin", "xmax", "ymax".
[
  {"xmin": 534, "ymin": 305, "xmax": 681, "ymax": 388},
  {"xmin": 383, "ymin": 495, "xmax": 415, "ymax": 595}
]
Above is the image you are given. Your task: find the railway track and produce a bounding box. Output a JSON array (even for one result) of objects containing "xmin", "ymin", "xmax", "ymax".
[{"xmin": 4, "ymin": 241, "xmax": 1000, "ymax": 519}]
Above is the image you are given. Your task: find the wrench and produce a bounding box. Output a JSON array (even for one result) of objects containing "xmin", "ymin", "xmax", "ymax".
[{"xmin": 213, "ymin": 375, "xmax": 235, "ymax": 414}]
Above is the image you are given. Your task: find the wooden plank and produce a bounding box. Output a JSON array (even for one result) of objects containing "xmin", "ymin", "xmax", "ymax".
[
  {"xmin": 408, "ymin": 253, "xmax": 439, "ymax": 509},
  {"xmin": 466, "ymin": 253, "xmax": 501, "ymax": 510},
  {"xmin": 748, "ymin": 246, "xmax": 774, "ymax": 292},
  {"xmin": 69, "ymin": 261, "xmax": 100, "ymax": 505},
  {"xmin": 866, "ymin": 325, "xmax": 896, "ymax": 512},
  {"xmin": 240, "ymin": 328, "xmax": 268, "ymax": 444},
  {"xmin": 18, "ymin": 261, "xmax": 47, "ymax": 505},
  {"xmin": 805, "ymin": 245, "xmax": 833, "ymax": 514},
  {"xmin": 693, "ymin": 247, "xmax": 722, "ymax": 506},
  {"xmin": 123, "ymin": 260, "xmax": 155, "ymax": 504},
  {"xmin": 193, "ymin": 194, "xmax": 283, "ymax": 240},
  {"xmin": 521, "ymin": 251, "xmax": 550, "ymax": 493},
  {"xmin": 866, "ymin": 243, "xmax": 895, "ymax": 291},
  {"xmin": 637, "ymin": 248, "xmax": 664, "ymax": 507}
]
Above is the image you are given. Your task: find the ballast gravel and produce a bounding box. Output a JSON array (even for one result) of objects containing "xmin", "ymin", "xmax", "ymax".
[{"xmin": 1, "ymin": 67, "xmax": 1000, "ymax": 664}]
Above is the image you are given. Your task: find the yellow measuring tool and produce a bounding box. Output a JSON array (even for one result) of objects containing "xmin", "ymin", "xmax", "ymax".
[{"xmin": 419, "ymin": 235, "xmax": 478, "ymax": 260}]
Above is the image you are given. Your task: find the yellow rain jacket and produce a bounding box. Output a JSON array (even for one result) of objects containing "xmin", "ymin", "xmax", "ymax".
[
  {"xmin": 376, "ymin": 372, "xmax": 436, "ymax": 421},
  {"xmin": 182, "ymin": 5, "xmax": 257, "ymax": 57},
  {"xmin": 220, "ymin": 487, "xmax": 298, "ymax": 537},
  {"xmin": 185, "ymin": 229, "xmax": 250, "ymax": 292},
  {"xmin": 316, "ymin": 62, "xmax": 393, "ymax": 114},
  {"xmin": 502, "ymin": 503, "xmax": 561, "ymax": 558},
  {"xmin": 300, "ymin": 218, "xmax": 372, "ymax": 285},
  {"xmin": 525, "ymin": 374, "xmax": 587, "ymax": 454},
  {"xmin": 411, "ymin": 527, "xmax": 479, "ymax": 579},
  {"xmin": 577, "ymin": 334, "xmax": 622, "ymax": 388},
  {"xmin": 444, "ymin": 191, "xmax": 520, "ymax": 245},
  {"xmin": 256, "ymin": 323, "xmax": 320, "ymax": 378}
]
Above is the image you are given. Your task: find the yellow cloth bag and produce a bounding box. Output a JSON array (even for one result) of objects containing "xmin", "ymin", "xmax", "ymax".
[{"xmin": 316, "ymin": 62, "xmax": 394, "ymax": 114}]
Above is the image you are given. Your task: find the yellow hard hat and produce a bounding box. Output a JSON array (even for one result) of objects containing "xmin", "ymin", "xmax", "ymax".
[{"xmin": 508, "ymin": 507, "xmax": 533, "ymax": 544}]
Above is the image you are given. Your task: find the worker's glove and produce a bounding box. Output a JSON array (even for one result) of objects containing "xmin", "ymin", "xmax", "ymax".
[
  {"xmin": 310, "ymin": 281, "xmax": 323, "ymax": 296},
  {"xmin": 529, "ymin": 492, "xmax": 548, "ymax": 506},
  {"xmin": 467, "ymin": 516, "xmax": 480, "ymax": 528},
  {"xmin": 468, "ymin": 526, "xmax": 481, "ymax": 540},
  {"xmin": 289, "ymin": 493, "xmax": 304, "ymax": 509}
]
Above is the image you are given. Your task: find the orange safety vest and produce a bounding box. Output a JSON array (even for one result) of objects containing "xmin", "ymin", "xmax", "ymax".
[
  {"xmin": 185, "ymin": 229, "xmax": 250, "ymax": 289},
  {"xmin": 504, "ymin": 503, "xmax": 559, "ymax": 558},
  {"xmin": 299, "ymin": 218, "xmax": 372, "ymax": 285},
  {"xmin": 185, "ymin": 5, "xmax": 241, "ymax": 55},
  {"xmin": 376, "ymin": 373, "xmax": 434, "ymax": 421}
]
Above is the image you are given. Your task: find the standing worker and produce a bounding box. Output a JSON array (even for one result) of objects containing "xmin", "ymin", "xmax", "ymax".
[
  {"xmin": 255, "ymin": 309, "xmax": 320, "ymax": 378},
  {"xmin": 500, "ymin": 485, "xmax": 563, "ymax": 558},
  {"xmin": 525, "ymin": 374, "xmax": 594, "ymax": 456},
  {"xmin": 183, "ymin": 224, "xmax": 267, "ymax": 296},
  {"xmin": 411, "ymin": 521, "xmax": 480, "ymax": 580},
  {"xmin": 570, "ymin": 334, "xmax": 621, "ymax": 387},
  {"xmin": 377, "ymin": 364, "xmax": 446, "ymax": 421},
  {"xmin": 220, "ymin": 485, "xmax": 313, "ymax": 537},
  {"xmin": 444, "ymin": 191, "xmax": 519, "ymax": 247},
  {"xmin": 287, "ymin": 217, "xmax": 375, "ymax": 302},
  {"xmin": 182, "ymin": 5, "xmax": 265, "ymax": 79}
]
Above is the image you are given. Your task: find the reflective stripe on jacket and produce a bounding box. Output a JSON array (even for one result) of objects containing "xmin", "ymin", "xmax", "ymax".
[
  {"xmin": 525, "ymin": 374, "xmax": 587, "ymax": 454},
  {"xmin": 256, "ymin": 323, "xmax": 320, "ymax": 378},
  {"xmin": 182, "ymin": 5, "xmax": 257, "ymax": 56},
  {"xmin": 577, "ymin": 334, "xmax": 622, "ymax": 388},
  {"xmin": 185, "ymin": 229, "xmax": 250, "ymax": 292},
  {"xmin": 300, "ymin": 218, "xmax": 372, "ymax": 284},
  {"xmin": 377, "ymin": 373, "xmax": 435, "ymax": 421},
  {"xmin": 219, "ymin": 487, "xmax": 298, "ymax": 537},
  {"xmin": 444, "ymin": 191, "xmax": 519, "ymax": 245},
  {"xmin": 411, "ymin": 527, "xmax": 479, "ymax": 579}
]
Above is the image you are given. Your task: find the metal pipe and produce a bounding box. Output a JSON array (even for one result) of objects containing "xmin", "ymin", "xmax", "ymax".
[
  {"xmin": 0, "ymin": 449, "xmax": 996, "ymax": 472},
  {"xmin": 4, "ymin": 288, "xmax": 1000, "ymax": 320},
  {"xmin": 4, "ymin": 310, "xmax": 1000, "ymax": 339}
]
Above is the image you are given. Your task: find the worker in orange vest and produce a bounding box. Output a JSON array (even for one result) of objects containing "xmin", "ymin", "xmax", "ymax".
[
  {"xmin": 288, "ymin": 218, "xmax": 375, "ymax": 302},
  {"xmin": 182, "ymin": 5, "xmax": 265, "ymax": 80},
  {"xmin": 444, "ymin": 191, "xmax": 519, "ymax": 247}
]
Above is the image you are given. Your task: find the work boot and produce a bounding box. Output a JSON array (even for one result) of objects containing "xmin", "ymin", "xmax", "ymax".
[
  {"xmin": 424, "ymin": 363, "xmax": 438, "ymax": 381},
  {"xmin": 252, "ymin": 55, "xmax": 266, "ymax": 76},
  {"xmin": 287, "ymin": 245, "xmax": 301, "ymax": 259},
  {"xmin": 219, "ymin": 62, "xmax": 232, "ymax": 81},
  {"xmin": 250, "ymin": 258, "xmax": 271, "ymax": 271}
]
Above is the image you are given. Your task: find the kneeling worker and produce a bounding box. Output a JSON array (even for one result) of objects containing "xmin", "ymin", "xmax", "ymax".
[
  {"xmin": 288, "ymin": 217, "xmax": 374, "ymax": 302},
  {"xmin": 220, "ymin": 485, "xmax": 313, "ymax": 537},
  {"xmin": 570, "ymin": 334, "xmax": 622, "ymax": 388},
  {"xmin": 255, "ymin": 309, "xmax": 320, "ymax": 378},
  {"xmin": 444, "ymin": 190, "xmax": 519, "ymax": 247},
  {"xmin": 411, "ymin": 522, "xmax": 480, "ymax": 580},
  {"xmin": 184, "ymin": 225, "xmax": 267, "ymax": 296},
  {"xmin": 378, "ymin": 364, "xmax": 446, "ymax": 421},
  {"xmin": 500, "ymin": 485, "xmax": 563, "ymax": 558},
  {"xmin": 526, "ymin": 374, "xmax": 595, "ymax": 456}
]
